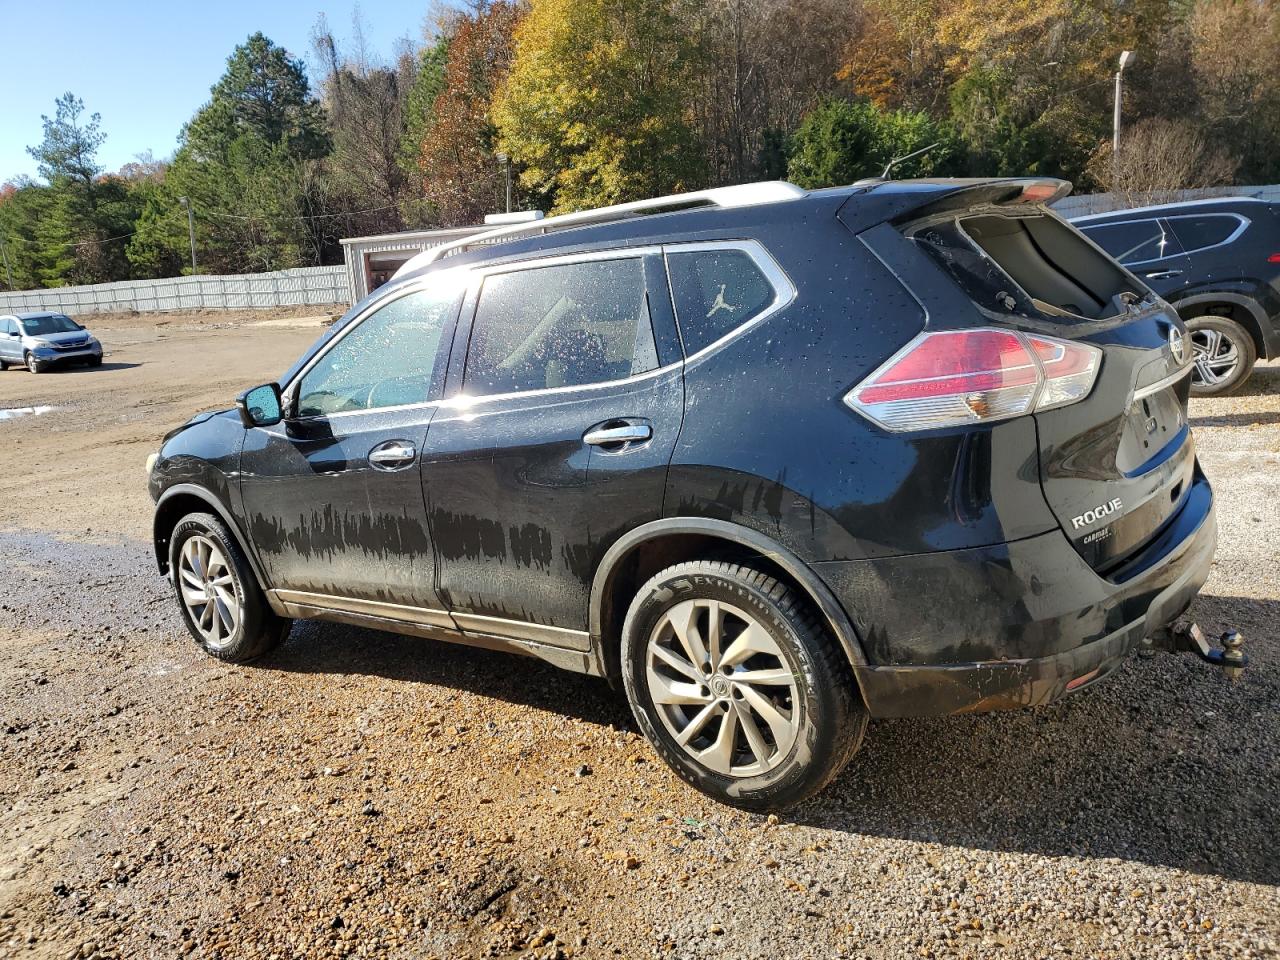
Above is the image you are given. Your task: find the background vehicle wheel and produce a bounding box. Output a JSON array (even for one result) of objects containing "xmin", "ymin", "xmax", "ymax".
[
  {"xmin": 0, "ymin": 360, "xmax": 8, "ymax": 371},
  {"xmin": 168, "ymin": 512, "xmax": 290, "ymax": 662},
  {"xmin": 25, "ymin": 352, "xmax": 46, "ymax": 374},
  {"xmin": 621, "ymin": 560, "xmax": 867, "ymax": 811},
  {"xmin": 1187, "ymin": 316, "xmax": 1256, "ymax": 396}
]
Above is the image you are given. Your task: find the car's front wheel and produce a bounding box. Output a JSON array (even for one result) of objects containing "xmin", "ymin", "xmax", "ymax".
[
  {"xmin": 1187, "ymin": 316, "xmax": 1256, "ymax": 396},
  {"xmin": 169, "ymin": 512, "xmax": 291, "ymax": 662},
  {"xmin": 25, "ymin": 352, "xmax": 46, "ymax": 374},
  {"xmin": 621, "ymin": 560, "xmax": 866, "ymax": 810}
]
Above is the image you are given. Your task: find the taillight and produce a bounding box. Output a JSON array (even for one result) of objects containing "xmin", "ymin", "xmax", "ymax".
[
  {"xmin": 1267, "ymin": 253, "xmax": 1280, "ymax": 263},
  {"xmin": 845, "ymin": 328, "xmax": 1101, "ymax": 432}
]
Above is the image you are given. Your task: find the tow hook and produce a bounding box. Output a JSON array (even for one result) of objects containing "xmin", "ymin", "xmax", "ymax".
[{"xmin": 1140, "ymin": 622, "xmax": 1247, "ymax": 680}]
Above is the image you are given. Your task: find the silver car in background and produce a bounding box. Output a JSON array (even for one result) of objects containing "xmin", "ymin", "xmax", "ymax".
[{"xmin": 0, "ymin": 312, "xmax": 103, "ymax": 373}]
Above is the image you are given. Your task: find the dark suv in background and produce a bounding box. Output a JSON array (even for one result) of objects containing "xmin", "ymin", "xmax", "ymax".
[
  {"xmin": 148, "ymin": 178, "xmax": 1220, "ymax": 809},
  {"xmin": 1073, "ymin": 197, "xmax": 1280, "ymax": 395}
]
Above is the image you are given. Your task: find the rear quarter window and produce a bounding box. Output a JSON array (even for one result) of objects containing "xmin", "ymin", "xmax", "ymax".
[
  {"xmin": 666, "ymin": 247, "xmax": 778, "ymax": 355},
  {"xmin": 1167, "ymin": 214, "xmax": 1244, "ymax": 253}
]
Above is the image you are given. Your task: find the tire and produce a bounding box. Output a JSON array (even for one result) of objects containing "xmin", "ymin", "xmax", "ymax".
[
  {"xmin": 86, "ymin": 354, "xmax": 103, "ymax": 368},
  {"xmin": 0, "ymin": 360, "xmax": 8, "ymax": 371},
  {"xmin": 1187, "ymin": 316, "xmax": 1256, "ymax": 397},
  {"xmin": 620, "ymin": 560, "xmax": 867, "ymax": 810},
  {"xmin": 25, "ymin": 352, "xmax": 46, "ymax": 374},
  {"xmin": 168, "ymin": 512, "xmax": 291, "ymax": 663}
]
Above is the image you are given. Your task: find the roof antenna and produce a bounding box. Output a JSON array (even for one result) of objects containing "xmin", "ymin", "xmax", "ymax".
[{"xmin": 881, "ymin": 142, "xmax": 941, "ymax": 180}]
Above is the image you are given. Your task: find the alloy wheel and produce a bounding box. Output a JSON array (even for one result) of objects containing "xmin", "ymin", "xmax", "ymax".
[
  {"xmin": 1190, "ymin": 327, "xmax": 1240, "ymax": 388},
  {"xmin": 177, "ymin": 534, "xmax": 241, "ymax": 649},
  {"xmin": 645, "ymin": 598, "xmax": 799, "ymax": 777}
]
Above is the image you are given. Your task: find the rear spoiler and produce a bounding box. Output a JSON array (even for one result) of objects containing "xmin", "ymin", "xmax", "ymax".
[{"xmin": 837, "ymin": 178, "xmax": 1072, "ymax": 234}]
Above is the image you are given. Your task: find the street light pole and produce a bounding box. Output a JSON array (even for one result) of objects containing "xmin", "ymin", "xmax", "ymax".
[
  {"xmin": 1113, "ymin": 50, "xmax": 1136, "ymax": 170},
  {"xmin": 178, "ymin": 196, "xmax": 198, "ymax": 274},
  {"xmin": 495, "ymin": 152, "xmax": 512, "ymax": 214}
]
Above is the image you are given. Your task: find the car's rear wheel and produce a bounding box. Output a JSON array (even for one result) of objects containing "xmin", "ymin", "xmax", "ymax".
[
  {"xmin": 169, "ymin": 512, "xmax": 290, "ymax": 662},
  {"xmin": 1187, "ymin": 316, "xmax": 1256, "ymax": 396},
  {"xmin": 621, "ymin": 560, "xmax": 866, "ymax": 810}
]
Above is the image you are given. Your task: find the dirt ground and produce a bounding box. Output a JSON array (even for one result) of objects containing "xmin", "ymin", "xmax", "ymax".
[{"xmin": 0, "ymin": 310, "xmax": 1277, "ymax": 960}]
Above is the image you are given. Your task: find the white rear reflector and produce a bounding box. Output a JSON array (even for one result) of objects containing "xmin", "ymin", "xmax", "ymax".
[{"xmin": 845, "ymin": 328, "xmax": 1101, "ymax": 432}]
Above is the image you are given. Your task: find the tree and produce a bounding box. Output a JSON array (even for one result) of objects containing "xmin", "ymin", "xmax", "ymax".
[
  {"xmin": 418, "ymin": 2, "xmax": 523, "ymax": 225},
  {"xmin": 128, "ymin": 33, "xmax": 331, "ymax": 275},
  {"xmin": 399, "ymin": 34, "xmax": 451, "ymax": 201},
  {"xmin": 27, "ymin": 93, "xmax": 106, "ymax": 192},
  {"xmin": 494, "ymin": 0, "xmax": 706, "ymax": 213},
  {"xmin": 1086, "ymin": 117, "xmax": 1238, "ymax": 208},
  {"xmin": 786, "ymin": 98, "xmax": 957, "ymax": 187}
]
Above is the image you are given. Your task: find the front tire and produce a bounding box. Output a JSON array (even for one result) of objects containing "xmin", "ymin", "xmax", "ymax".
[
  {"xmin": 621, "ymin": 560, "xmax": 866, "ymax": 810},
  {"xmin": 168, "ymin": 512, "xmax": 290, "ymax": 662},
  {"xmin": 25, "ymin": 353, "xmax": 46, "ymax": 374},
  {"xmin": 1187, "ymin": 316, "xmax": 1256, "ymax": 396}
]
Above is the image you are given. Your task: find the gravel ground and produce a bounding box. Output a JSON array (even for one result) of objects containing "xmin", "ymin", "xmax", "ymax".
[{"xmin": 0, "ymin": 316, "xmax": 1277, "ymax": 959}]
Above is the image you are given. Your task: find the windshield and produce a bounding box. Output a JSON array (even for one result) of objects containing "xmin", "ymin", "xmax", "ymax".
[{"xmin": 20, "ymin": 315, "xmax": 81, "ymax": 336}]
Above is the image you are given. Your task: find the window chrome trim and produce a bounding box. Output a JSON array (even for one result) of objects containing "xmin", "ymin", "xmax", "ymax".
[
  {"xmin": 280, "ymin": 267, "xmax": 470, "ymax": 420},
  {"xmin": 270, "ymin": 589, "xmax": 455, "ymax": 628},
  {"xmin": 1132, "ymin": 364, "xmax": 1192, "ymax": 401},
  {"xmin": 661, "ymin": 238, "xmax": 798, "ymax": 367}
]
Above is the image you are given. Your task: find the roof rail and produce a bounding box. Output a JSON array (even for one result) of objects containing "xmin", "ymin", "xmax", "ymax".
[{"xmin": 393, "ymin": 181, "xmax": 806, "ymax": 278}]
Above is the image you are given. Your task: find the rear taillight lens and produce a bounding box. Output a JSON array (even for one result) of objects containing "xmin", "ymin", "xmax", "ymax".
[{"xmin": 845, "ymin": 328, "xmax": 1101, "ymax": 432}]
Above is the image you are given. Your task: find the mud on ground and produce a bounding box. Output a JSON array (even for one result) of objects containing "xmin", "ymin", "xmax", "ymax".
[{"xmin": 1, "ymin": 312, "xmax": 1277, "ymax": 959}]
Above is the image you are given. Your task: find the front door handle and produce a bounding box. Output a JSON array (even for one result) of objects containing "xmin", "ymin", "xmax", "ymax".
[
  {"xmin": 1144, "ymin": 269, "xmax": 1183, "ymax": 280},
  {"xmin": 368, "ymin": 440, "xmax": 417, "ymax": 470},
  {"xmin": 584, "ymin": 423, "xmax": 652, "ymax": 447}
]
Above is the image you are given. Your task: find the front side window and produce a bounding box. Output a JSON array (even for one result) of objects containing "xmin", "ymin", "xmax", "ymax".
[
  {"xmin": 1080, "ymin": 219, "xmax": 1174, "ymax": 265},
  {"xmin": 463, "ymin": 257, "xmax": 658, "ymax": 397},
  {"xmin": 296, "ymin": 285, "xmax": 459, "ymax": 418},
  {"xmin": 666, "ymin": 247, "xmax": 777, "ymax": 355},
  {"xmin": 1168, "ymin": 214, "xmax": 1243, "ymax": 253}
]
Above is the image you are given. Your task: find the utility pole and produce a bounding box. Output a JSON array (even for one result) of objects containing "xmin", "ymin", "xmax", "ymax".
[
  {"xmin": 0, "ymin": 234, "xmax": 14, "ymax": 290},
  {"xmin": 1113, "ymin": 50, "xmax": 1137, "ymax": 174},
  {"xmin": 178, "ymin": 196, "xmax": 198, "ymax": 273}
]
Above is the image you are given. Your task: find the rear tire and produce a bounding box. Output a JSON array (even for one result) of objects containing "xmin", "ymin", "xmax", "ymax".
[
  {"xmin": 168, "ymin": 512, "xmax": 291, "ymax": 663},
  {"xmin": 621, "ymin": 560, "xmax": 866, "ymax": 811},
  {"xmin": 1187, "ymin": 316, "xmax": 1256, "ymax": 396}
]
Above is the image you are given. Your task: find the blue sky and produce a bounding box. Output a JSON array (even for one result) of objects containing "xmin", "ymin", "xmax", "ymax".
[{"xmin": 0, "ymin": 0, "xmax": 439, "ymax": 183}]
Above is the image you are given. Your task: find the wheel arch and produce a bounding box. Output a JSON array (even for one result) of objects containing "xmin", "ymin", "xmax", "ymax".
[
  {"xmin": 589, "ymin": 518, "xmax": 869, "ymax": 688},
  {"xmin": 1171, "ymin": 292, "xmax": 1275, "ymax": 360},
  {"xmin": 153, "ymin": 484, "xmax": 268, "ymax": 590}
]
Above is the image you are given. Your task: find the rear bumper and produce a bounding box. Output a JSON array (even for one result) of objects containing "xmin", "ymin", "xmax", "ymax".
[{"xmin": 817, "ymin": 474, "xmax": 1217, "ymax": 718}]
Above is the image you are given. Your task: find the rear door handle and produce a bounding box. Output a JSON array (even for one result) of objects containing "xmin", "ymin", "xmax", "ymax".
[
  {"xmin": 584, "ymin": 423, "xmax": 652, "ymax": 447},
  {"xmin": 368, "ymin": 440, "xmax": 417, "ymax": 470},
  {"xmin": 1143, "ymin": 269, "xmax": 1183, "ymax": 280}
]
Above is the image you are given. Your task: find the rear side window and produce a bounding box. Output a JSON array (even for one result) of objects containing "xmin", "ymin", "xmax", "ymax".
[
  {"xmin": 1168, "ymin": 214, "xmax": 1243, "ymax": 253},
  {"xmin": 464, "ymin": 257, "xmax": 658, "ymax": 397},
  {"xmin": 1080, "ymin": 219, "xmax": 1175, "ymax": 264},
  {"xmin": 666, "ymin": 247, "xmax": 776, "ymax": 354}
]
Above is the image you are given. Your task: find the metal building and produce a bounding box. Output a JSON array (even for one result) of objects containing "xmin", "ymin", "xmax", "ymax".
[{"xmin": 339, "ymin": 226, "xmax": 485, "ymax": 303}]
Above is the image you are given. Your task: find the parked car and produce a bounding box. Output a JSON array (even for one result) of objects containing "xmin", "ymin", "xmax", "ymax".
[
  {"xmin": 149, "ymin": 178, "xmax": 1222, "ymax": 809},
  {"xmin": 1072, "ymin": 197, "xmax": 1280, "ymax": 395},
  {"xmin": 0, "ymin": 311, "xmax": 103, "ymax": 373}
]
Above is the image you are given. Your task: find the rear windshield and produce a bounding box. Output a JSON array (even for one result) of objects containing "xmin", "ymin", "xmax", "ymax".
[{"xmin": 910, "ymin": 211, "xmax": 1148, "ymax": 321}]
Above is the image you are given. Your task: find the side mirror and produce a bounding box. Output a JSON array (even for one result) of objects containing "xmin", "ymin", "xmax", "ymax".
[{"xmin": 236, "ymin": 383, "xmax": 284, "ymax": 428}]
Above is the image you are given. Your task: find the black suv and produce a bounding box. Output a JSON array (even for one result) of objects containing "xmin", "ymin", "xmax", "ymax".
[
  {"xmin": 149, "ymin": 178, "xmax": 1218, "ymax": 809},
  {"xmin": 1073, "ymin": 197, "xmax": 1280, "ymax": 395}
]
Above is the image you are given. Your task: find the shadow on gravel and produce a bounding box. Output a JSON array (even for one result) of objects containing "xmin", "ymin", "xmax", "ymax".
[
  {"xmin": 1190, "ymin": 410, "xmax": 1280, "ymax": 428},
  {"xmin": 1227, "ymin": 364, "xmax": 1280, "ymax": 398},
  {"xmin": 261, "ymin": 617, "xmax": 630, "ymax": 728},
  {"xmin": 55, "ymin": 361, "xmax": 142, "ymax": 373},
  {"xmin": 799, "ymin": 592, "xmax": 1280, "ymax": 886}
]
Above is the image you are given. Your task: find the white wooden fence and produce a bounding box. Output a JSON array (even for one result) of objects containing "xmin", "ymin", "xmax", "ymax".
[{"xmin": 0, "ymin": 265, "xmax": 347, "ymax": 316}]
